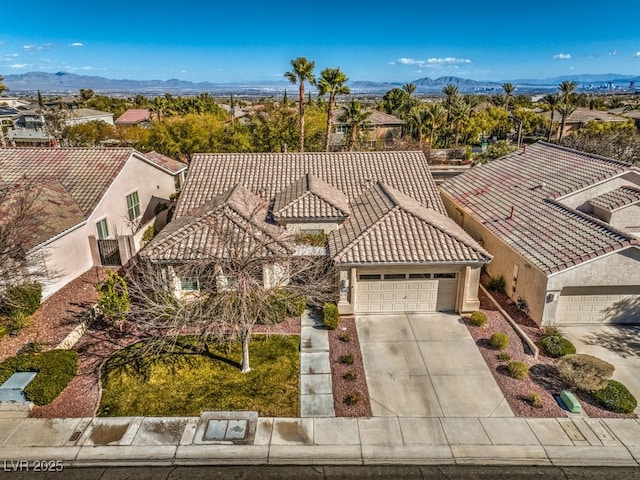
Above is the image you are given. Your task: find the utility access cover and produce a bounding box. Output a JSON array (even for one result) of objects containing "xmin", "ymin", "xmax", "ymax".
[{"xmin": 195, "ymin": 411, "xmax": 258, "ymax": 445}]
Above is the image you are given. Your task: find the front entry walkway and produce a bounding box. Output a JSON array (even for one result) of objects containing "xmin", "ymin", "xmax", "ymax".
[{"xmin": 357, "ymin": 312, "xmax": 513, "ymax": 417}]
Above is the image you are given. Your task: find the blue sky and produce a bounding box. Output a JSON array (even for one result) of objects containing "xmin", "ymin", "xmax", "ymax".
[{"xmin": 2, "ymin": 0, "xmax": 640, "ymax": 83}]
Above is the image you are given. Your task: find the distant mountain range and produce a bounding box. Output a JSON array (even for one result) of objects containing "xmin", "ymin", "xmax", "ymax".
[{"xmin": 2, "ymin": 71, "xmax": 639, "ymax": 95}]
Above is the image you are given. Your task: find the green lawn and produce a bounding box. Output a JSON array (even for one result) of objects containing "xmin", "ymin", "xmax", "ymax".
[{"xmin": 98, "ymin": 335, "xmax": 300, "ymax": 417}]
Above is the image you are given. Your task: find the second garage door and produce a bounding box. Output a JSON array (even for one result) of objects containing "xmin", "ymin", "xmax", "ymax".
[
  {"xmin": 555, "ymin": 286, "xmax": 640, "ymax": 324},
  {"xmin": 356, "ymin": 273, "xmax": 457, "ymax": 313}
]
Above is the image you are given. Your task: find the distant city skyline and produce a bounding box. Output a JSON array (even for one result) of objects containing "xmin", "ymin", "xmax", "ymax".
[{"xmin": 2, "ymin": 0, "xmax": 640, "ymax": 84}]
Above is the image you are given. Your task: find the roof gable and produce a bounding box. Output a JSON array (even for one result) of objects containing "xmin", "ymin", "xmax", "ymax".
[
  {"xmin": 590, "ymin": 186, "xmax": 640, "ymax": 211},
  {"xmin": 330, "ymin": 182, "xmax": 490, "ymax": 265},
  {"xmin": 273, "ymin": 174, "xmax": 350, "ymax": 220}
]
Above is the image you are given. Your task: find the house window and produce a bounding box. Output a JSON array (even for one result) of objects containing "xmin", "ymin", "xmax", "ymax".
[
  {"xmin": 434, "ymin": 273, "xmax": 456, "ymax": 279},
  {"xmin": 409, "ymin": 273, "xmax": 431, "ymax": 279},
  {"xmin": 359, "ymin": 274, "xmax": 381, "ymax": 280},
  {"xmin": 180, "ymin": 278, "xmax": 199, "ymax": 292},
  {"xmin": 126, "ymin": 191, "xmax": 141, "ymax": 221},
  {"xmin": 384, "ymin": 274, "xmax": 406, "ymax": 280},
  {"xmin": 96, "ymin": 219, "xmax": 109, "ymax": 240},
  {"xmin": 335, "ymin": 124, "xmax": 348, "ymax": 134}
]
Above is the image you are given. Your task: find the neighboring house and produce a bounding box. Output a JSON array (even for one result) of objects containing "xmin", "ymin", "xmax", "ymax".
[
  {"xmin": 65, "ymin": 108, "xmax": 114, "ymax": 126},
  {"xmin": 6, "ymin": 109, "xmax": 53, "ymax": 146},
  {"xmin": 0, "ymin": 147, "xmax": 187, "ymax": 298},
  {"xmin": 547, "ymin": 107, "xmax": 628, "ymax": 138},
  {"xmin": 440, "ymin": 141, "xmax": 640, "ymax": 326},
  {"xmin": 608, "ymin": 107, "xmax": 640, "ymax": 128},
  {"xmin": 141, "ymin": 151, "xmax": 490, "ymax": 316},
  {"xmin": 0, "ymin": 97, "xmax": 32, "ymax": 108},
  {"xmin": 115, "ymin": 109, "xmax": 152, "ymax": 127},
  {"xmin": 330, "ymin": 110, "xmax": 404, "ymax": 150}
]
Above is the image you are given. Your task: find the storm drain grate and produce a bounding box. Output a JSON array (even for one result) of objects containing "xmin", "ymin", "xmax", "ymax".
[{"xmin": 68, "ymin": 431, "xmax": 82, "ymax": 442}]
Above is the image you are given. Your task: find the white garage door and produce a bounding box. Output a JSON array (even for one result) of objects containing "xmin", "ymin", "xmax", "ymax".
[
  {"xmin": 356, "ymin": 273, "xmax": 457, "ymax": 314},
  {"xmin": 556, "ymin": 286, "xmax": 640, "ymax": 325}
]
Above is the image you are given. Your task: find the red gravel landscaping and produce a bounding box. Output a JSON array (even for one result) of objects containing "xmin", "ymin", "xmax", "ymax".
[{"xmin": 470, "ymin": 288, "xmax": 636, "ymax": 419}]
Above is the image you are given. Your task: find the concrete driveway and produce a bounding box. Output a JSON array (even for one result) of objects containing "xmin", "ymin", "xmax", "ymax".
[
  {"xmin": 562, "ymin": 325, "xmax": 640, "ymax": 414},
  {"xmin": 356, "ymin": 313, "xmax": 513, "ymax": 418}
]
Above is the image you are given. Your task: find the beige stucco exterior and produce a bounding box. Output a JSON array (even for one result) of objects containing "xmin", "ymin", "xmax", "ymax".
[{"xmin": 28, "ymin": 153, "xmax": 182, "ymax": 298}]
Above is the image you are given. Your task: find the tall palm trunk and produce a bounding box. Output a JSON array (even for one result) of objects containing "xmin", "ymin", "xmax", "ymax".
[
  {"xmin": 298, "ymin": 82, "xmax": 305, "ymax": 152},
  {"xmin": 348, "ymin": 125, "xmax": 358, "ymax": 151},
  {"xmin": 324, "ymin": 93, "xmax": 335, "ymax": 152},
  {"xmin": 547, "ymin": 110, "xmax": 555, "ymax": 141}
]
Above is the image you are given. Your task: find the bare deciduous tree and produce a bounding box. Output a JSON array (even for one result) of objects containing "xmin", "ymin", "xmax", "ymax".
[{"xmin": 117, "ymin": 186, "xmax": 337, "ymax": 372}]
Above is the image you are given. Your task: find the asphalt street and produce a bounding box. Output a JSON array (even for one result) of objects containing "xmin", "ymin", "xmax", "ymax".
[{"xmin": 3, "ymin": 465, "xmax": 640, "ymax": 480}]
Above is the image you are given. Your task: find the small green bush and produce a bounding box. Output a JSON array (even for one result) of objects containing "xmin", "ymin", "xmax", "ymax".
[
  {"xmin": 340, "ymin": 353, "xmax": 354, "ymax": 365},
  {"xmin": 323, "ymin": 303, "xmax": 339, "ymax": 330},
  {"xmin": 0, "ymin": 350, "xmax": 78, "ymax": 405},
  {"xmin": 487, "ymin": 275, "xmax": 506, "ymax": 292},
  {"xmin": 489, "ymin": 332, "xmax": 510, "ymax": 350},
  {"xmin": 96, "ymin": 271, "xmax": 130, "ymax": 322},
  {"xmin": 527, "ymin": 391, "xmax": 543, "ymax": 408},
  {"xmin": 18, "ymin": 342, "xmax": 44, "ymax": 355},
  {"xmin": 142, "ymin": 225, "xmax": 156, "ymax": 242},
  {"xmin": 507, "ymin": 361, "xmax": 529, "ymax": 380},
  {"xmin": 344, "ymin": 393, "xmax": 359, "ymax": 405},
  {"xmin": 1, "ymin": 282, "xmax": 42, "ymax": 316},
  {"xmin": 540, "ymin": 335, "xmax": 576, "ymax": 358},
  {"xmin": 343, "ymin": 371, "xmax": 357, "ymax": 381},
  {"xmin": 469, "ymin": 311, "xmax": 487, "ymax": 327},
  {"xmin": 557, "ymin": 354, "xmax": 615, "ymax": 392},
  {"xmin": 286, "ymin": 295, "xmax": 307, "ymax": 317},
  {"xmin": 338, "ymin": 332, "xmax": 351, "ymax": 342},
  {"xmin": 541, "ymin": 325, "xmax": 563, "ymax": 339},
  {"xmin": 593, "ymin": 380, "xmax": 638, "ymax": 414},
  {"xmin": 497, "ymin": 352, "xmax": 512, "ymax": 362},
  {"xmin": 7, "ymin": 311, "xmax": 30, "ymax": 334}
]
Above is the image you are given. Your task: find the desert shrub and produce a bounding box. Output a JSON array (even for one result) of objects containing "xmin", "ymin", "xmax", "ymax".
[
  {"xmin": 340, "ymin": 353, "xmax": 354, "ymax": 365},
  {"xmin": 541, "ymin": 325, "xmax": 563, "ymax": 339},
  {"xmin": 142, "ymin": 225, "xmax": 156, "ymax": 242},
  {"xmin": 540, "ymin": 335, "xmax": 576, "ymax": 358},
  {"xmin": 338, "ymin": 332, "xmax": 351, "ymax": 343},
  {"xmin": 96, "ymin": 271, "xmax": 130, "ymax": 323},
  {"xmin": 497, "ymin": 352, "xmax": 512, "ymax": 362},
  {"xmin": 527, "ymin": 391, "xmax": 543, "ymax": 408},
  {"xmin": 489, "ymin": 332, "xmax": 510, "ymax": 350},
  {"xmin": 0, "ymin": 350, "xmax": 78, "ymax": 405},
  {"xmin": 18, "ymin": 342, "xmax": 44, "ymax": 355},
  {"xmin": 556, "ymin": 354, "xmax": 615, "ymax": 392},
  {"xmin": 592, "ymin": 380, "xmax": 638, "ymax": 414},
  {"xmin": 7, "ymin": 311, "xmax": 30, "ymax": 334},
  {"xmin": 469, "ymin": 311, "xmax": 487, "ymax": 327},
  {"xmin": 487, "ymin": 275, "xmax": 506, "ymax": 292},
  {"xmin": 343, "ymin": 371, "xmax": 357, "ymax": 381},
  {"xmin": 322, "ymin": 303, "xmax": 339, "ymax": 330},
  {"xmin": 344, "ymin": 393, "xmax": 359, "ymax": 405},
  {"xmin": 286, "ymin": 294, "xmax": 307, "ymax": 317},
  {"xmin": 1, "ymin": 282, "xmax": 42, "ymax": 317},
  {"xmin": 507, "ymin": 361, "xmax": 529, "ymax": 379}
]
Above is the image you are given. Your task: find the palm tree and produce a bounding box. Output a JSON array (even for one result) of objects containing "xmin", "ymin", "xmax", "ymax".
[
  {"xmin": 423, "ymin": 102, "xmax": 446, "ymax": 149},
  {"xmin": 543, "ymin": 93, "xmax": 561, "ymax": 141},
  {"xmin": 317, "ymin": 67, "xmax": 350, "ymax": 152},
  {"xmin": 407, "ymin": 106, "xmax": 426, "ymax": 149},
  {"xmin": 502, "ymin": 83, "xmax": 516, "ymax": 112},
  {"xmin": 338, "ymin": 100, "xmax": 371, "ymax": 151},
  {"xmin": 0, "ymin": 74, "xmax": 7, "ymax": 96},
  {"xmin": 0, "ymin": 75, "xmax": 8, "ymax": 146},
  {"xmin": 557, "ymin": 102, "xmax": 577, "ymax": 141},
  {"xmin": 559, "ymin": 80, "xmax": 578, "ymax": 104},
  {"xmin": 403, "ymin": 83, "xmax": 417, "ymax": 98},
  {"xmin": 284, "ymin": 57, "xmax": 316, "ymax": 152},
  {"xmin": 442, "ymin": 84, "xmax": 459, "ymax": 126}
]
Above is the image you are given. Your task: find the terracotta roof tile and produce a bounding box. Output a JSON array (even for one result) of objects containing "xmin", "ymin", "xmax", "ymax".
[
  {"xmin": 441, "ymin": 142, "xmax": 640, "ymax": 274},
  {"xmin": 143, "ymin": 151, "xmax": 188, "ymax": 174},
  {"xmin": 330, "ymin": 182, "xmax": 490, "ymax": 265},
  {"xmin": 589, "ymin": 186, "xmax": 640, "ymax": 211},
  {"xmin": 273, "ymin": 174, "xmax": 350, "ymax": 220},
  {"xmin": 115, "ymin": 109, "xmax": 151, "ymax": 125}
]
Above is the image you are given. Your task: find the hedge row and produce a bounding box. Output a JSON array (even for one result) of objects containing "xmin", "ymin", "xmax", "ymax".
[{"xmin": 0, "ymin": 350, "xmax": 78, "ymax": 405}]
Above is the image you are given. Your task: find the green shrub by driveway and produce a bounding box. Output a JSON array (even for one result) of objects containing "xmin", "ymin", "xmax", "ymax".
[
  {"xmin": 507, "ymin": 361, "xmax": 529, "ymax": 380},
  {"xmin": 593, "ymin": 380, "xmax": 638, "ymax": 414},
  {"xmin": 557, "ymin": 354, "xmax": 615, "ymax": 392},
  {"xmin": 323, "ymin": 303, "xmax": 339, "ymax": 330},
  {"xmin": 0, "ymin": 350, "xmax": 78, "ymax": 405},
  {"xmin": 489, "ymin": 332, "xmax": 510, "ymax": 350},
  {"xmin": 99, "ymin": 335, "xmax": 300, "ymax": 417},
  {"xmin": 540, "ymin": 335, "xmax": 576, "ymax": 358},
  {"xmin": 469, "ymin": 311, "xmax": 487, "ymax": 327}
]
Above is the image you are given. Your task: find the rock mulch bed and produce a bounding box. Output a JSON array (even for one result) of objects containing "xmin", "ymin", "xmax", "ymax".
[
  {"xmin": 327, "ymin": 317, "xmax": 372, "ymax": 417},
  {"xmin": 470, "ymin": 288, "xmax": 635, "ymax": 418}
]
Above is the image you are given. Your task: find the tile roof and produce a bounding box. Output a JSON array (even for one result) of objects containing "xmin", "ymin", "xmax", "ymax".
[
  {"xmin": 333, "ymin": 109, "xmax": 404, "ymax": 126},
  {"xmin": 329, "ymin": 182, "xmax": 491, "ymax": 265},
  {"xmin": 142, "ymin": 185, "xmax": 293, "ymax": 262},
  {"xmin": 440, "ymin": 142, "xmax": 640, "ymax": 274},
  {"xmin": 115, "ymin": 109, "xmax": 151, "ymax": 125},
  {"xmin": 545, "ymin": 107, "xmax": 628, "ymax": 124},
  {"xmin": 176, "ymin": 151, "xmax": 444, "ymax": 218},
  {"xmin": 0, "ymin": 147, "xmax": 179, "ymax": 245},
  {"xmin": 143, "ymin": 151, "xmax": 187, "ymax": 174},
  {"xmin": 273, "ymin": 174, "xmax": 350, "ymax": 221},
  {"xmin": 589, "ymin": 186, "xmax": 640, "ymax": 211}
]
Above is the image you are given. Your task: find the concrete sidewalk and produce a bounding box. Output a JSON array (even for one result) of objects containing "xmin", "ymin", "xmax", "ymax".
[{"xmin": 1, "ymin": 414, "xmax": 640, "ymax": 467}]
